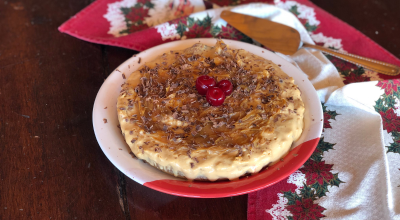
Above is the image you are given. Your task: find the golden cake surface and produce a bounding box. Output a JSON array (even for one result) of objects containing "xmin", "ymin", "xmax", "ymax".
[{"xmin": 117, "ymin": 40, "xmax": 304, "ymax": 181}]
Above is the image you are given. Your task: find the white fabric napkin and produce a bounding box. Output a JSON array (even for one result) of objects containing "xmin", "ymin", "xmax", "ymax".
[{"xmin": 203, "ymin": 3, "xmax": 399, "ymax": 219}]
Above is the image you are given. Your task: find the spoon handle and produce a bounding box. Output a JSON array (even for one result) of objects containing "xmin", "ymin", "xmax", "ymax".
[{"xmin": 302, "ymin": 43, "xmax": 400, "ymax": 76}]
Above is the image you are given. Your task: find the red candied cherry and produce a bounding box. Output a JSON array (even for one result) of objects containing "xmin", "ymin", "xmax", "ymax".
[
  {"xmin": 206, "ymin": 87, "xmax": 226, "ymax": 106},
  {"xmin": 217, "ymin": 80, "xmax": 233, "ymax": 96},
  {"xmin": 196, "ymin": 76, "xmax": 216, "ymax": 95}
]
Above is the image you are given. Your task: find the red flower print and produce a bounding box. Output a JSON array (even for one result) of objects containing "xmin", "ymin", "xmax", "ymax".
[
  {"xmin": 174, "ymin": 0, "xmax": 194, "ymax": 17},
  {"xmin": 185, "ymin": 23, "xmax": 213, "ymax": 38},
  {"xmin": 322, "ymin": 103, "xmax": 338, "ymax": 131},
  {"xmin": 343, "ymin": 72, "xmax": 370, "ymax": 84},
  {"xmin": 128, "ymin": 23, "xmax": 149, "ymax": 33},
  {"xmin": 137, "ymin": 0, "xmax": 148, "ymax": 4},
  {"xmin": 126, "ymin": 7, "xmax": 150, "ymax": 22},
  {"xmin": 217, "ymin": 25, "xmax": 247, "ymax": 41},
  {"xmin": 299, "ymin": 160, "xmax": 334, "ymax": 185},
  {"xmin": 323, "ymin": 112, "xmax": 332, "ymax": 131},
  {"xmin": 328, "ymin": 56, "xmax": 353, "ymax": 71},
  {"xmin": 379, "ymin": 108, "xmax": 400, "ymax": 133},
  {"xmin": 168, "ymin": 17, "xmax": 187, "ymax": 26},
  {"xmin": 377, "ymin": 79, "xmax": 400, "ymax": 96},
  {"xmin": 286, "ymin": 198, "xmax": 326, "ymax": 220},
  {"xmin": 240, "ymin": 0, "xmax": 272, "ymax": 4}
]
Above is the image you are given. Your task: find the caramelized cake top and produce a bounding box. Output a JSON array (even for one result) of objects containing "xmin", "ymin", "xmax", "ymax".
[{"xmin": 117, "ymin": 40, "xmax": 304, "ymax": 181}]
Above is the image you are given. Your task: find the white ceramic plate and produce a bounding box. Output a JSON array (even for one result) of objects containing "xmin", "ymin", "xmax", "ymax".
[{"xmin": 93, "ymin": 39, "xmax": 323, "ymax": 198}]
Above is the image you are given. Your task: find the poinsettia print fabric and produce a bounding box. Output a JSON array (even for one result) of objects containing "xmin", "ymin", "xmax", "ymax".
[
  {"xmin": 104, "ymin": 0, "xmax": 207, "ymax": 37},
  {"xmin": 248, "ymin": 1, "xmax": 400, "ymax": 219},
  {"xmin": 166, "ymin": 15, "xmax": 252, "ymax": 41},
  {"xmin": 263, "ymin": 108, "xmax": 344, "ymax": 220},
  {"xmin": 59, "ymin": 0, "xmax": 400, "ymax": 75}
]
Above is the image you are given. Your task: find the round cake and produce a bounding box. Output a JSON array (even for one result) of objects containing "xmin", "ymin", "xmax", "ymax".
[{"xmin": 117, "ymin": 40, "xmax": 304, "ymax": 181}]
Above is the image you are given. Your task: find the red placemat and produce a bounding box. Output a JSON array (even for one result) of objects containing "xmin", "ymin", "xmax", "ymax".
[{"xmin": 59, "ymin": 0, "xmax": 400, "ymax": 82}]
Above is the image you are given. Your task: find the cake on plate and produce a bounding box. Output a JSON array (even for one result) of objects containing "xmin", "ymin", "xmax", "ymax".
[{"xmin": 117, "ymin": 40, "xmax": 304, "ymax": 181}]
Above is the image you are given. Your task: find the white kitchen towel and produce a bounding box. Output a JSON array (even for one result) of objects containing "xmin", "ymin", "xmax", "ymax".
[{"xmin": 231, "ymin": 3, "xmax": 400, "ymax": 220}]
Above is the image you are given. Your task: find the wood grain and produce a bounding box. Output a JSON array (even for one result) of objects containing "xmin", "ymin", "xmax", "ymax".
[
  {"xmin": 126, "ymin": 182, "xmax": 248, "ymax": 220},
  {"xmin": 0, "ymin": 0, "xmax": 399, "ymax": 219},
  {"xmin": 310, "ymin": 0, "xmax": 400, "ymax": 58},
  {"xmin": 0, "ymin": 0, "xmax": 126, "ymax": 219}
]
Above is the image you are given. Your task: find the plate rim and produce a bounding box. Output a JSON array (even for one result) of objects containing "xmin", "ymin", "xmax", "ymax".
[{"xmin": 93, "ymin": 38, "xmax": 323, "ymax": 198}]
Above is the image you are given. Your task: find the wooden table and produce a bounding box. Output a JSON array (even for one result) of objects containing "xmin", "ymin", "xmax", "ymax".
[{"xmin": 1, "ymin": 0, "xmax": 399, "ymax": 219}]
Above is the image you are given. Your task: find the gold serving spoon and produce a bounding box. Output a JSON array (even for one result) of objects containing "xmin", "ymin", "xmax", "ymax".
[{"xmin": 221, "ymin": 10, "xmax": 400, "ymax": 76}]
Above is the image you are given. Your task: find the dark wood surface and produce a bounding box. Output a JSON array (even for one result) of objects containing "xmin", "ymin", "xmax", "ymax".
[{"xmin": 0, "ymin": 0, "xmax": 398, "ymax": 219}]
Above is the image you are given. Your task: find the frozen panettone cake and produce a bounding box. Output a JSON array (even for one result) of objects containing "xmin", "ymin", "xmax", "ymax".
[{"xmin": 117, "ymin": 40, "xmax": 304, "ymax": 181}]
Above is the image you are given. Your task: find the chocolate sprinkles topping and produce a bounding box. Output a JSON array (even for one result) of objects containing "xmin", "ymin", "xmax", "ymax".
[{"xmin": 117, "ymin": 40, "xmax": 299, "ymax": 178}]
